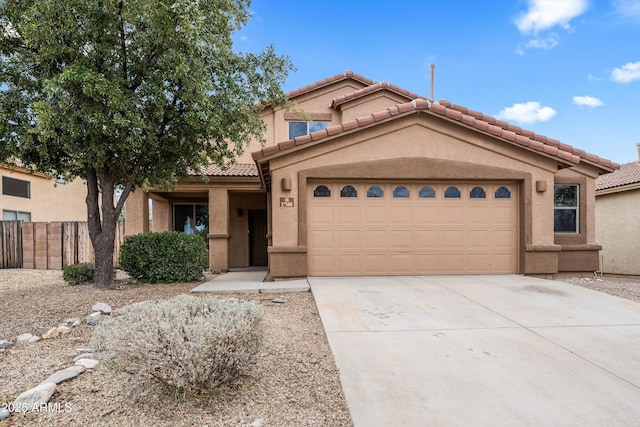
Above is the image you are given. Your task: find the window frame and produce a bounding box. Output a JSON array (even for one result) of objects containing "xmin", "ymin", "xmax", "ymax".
[
  {"xmin": 288, "ymin": 120, "xmax": 329, "ymax": 140},
  {"xmin": 553, "ymin": 184, "xmax": 579, "ymax": 234},
  {"xmin": 2, "ymin": 176, "xmax": 31, "ymax": 198}
]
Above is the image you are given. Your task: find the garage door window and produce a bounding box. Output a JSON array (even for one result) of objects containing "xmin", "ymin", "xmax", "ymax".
[
  {"xmin": 495, "ymin": 186, "xmax": 511, "ymax": 199},
  {"xmin": 554, "ymin": 184, "xmax": 578, "ymax": 233},
  {"xmin": 470, "ymin": 186, "xmax": 486, "ymax": 198},
  {"xmin": 444, "ymin": 186, "xmax": 461, "ymax": 198},
  {"xmin": 393, "ymin": 186, "xmax": 410, "ymax": 198},
  {"xmin": 340, "ymin": 185, "xmax": 358, "ymax": 198},
  {"xmin": 313, "ymin": 185, "xmax": 331, "ymax": 197},
  {"xmin": 419, "ymin": 186, "xmax": 436, "ymax": 198},
  {"xmin": 367, "ymin": 186, "xmax": 384, "ymax": 198}
]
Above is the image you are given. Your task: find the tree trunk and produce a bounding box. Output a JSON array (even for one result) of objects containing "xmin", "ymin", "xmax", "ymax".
[{"xmin": 85, "ymin": 168, "xmax": 121, "ymax": 289}]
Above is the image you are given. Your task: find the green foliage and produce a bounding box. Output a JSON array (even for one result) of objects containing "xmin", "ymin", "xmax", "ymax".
[
  {"xmin": 91, "ymin": 294, "xmax": 264, "ymax": 394},
  {"xmin": 0, "ymin": 0, "xmax": 292, "ymax": 287},
  {"xmin": 119, "ymin": 232, "xmax": 208, "ymax": 283},
  {"xmin": 63, "ymin": 262, "xmax": 95, "ymax": 285}
]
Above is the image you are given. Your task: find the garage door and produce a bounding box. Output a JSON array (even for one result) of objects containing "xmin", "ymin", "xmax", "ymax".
[{"xmin": 307, "ymin": 181, "xmax": 518, "ymax": 276}]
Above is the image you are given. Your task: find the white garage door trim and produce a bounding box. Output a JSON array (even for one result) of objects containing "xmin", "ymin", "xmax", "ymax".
[{"xmin": 307, "ymin": 181, "xmax": 519, "ymax": 276}]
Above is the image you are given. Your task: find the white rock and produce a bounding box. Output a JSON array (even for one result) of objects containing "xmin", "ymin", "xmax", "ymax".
[
  {"xmin": 28, "ymin": 335, "xmax": 41, "ymax": 343},
  {"xmin": 75, "ymin": 358, "xmax": 99, "ymax": 369},
  {"xmin": 0, "ymin": 407, "xmax": 9, "ymax": 420},
  {"xmin": 250, "ymin": 418, "xmax": 265, "ymax": 427},
  {"xmin": 41, "ymin": 365, "xmax": 86, "ymax": 385},
  {"xmin": 73, "ymin": 353, "xmax": 95, "ymax": 362},
  {"xmin": 57, "ymin": 326, "xmax": 72, "ymax": 335},
  {"xmin": 71, "ymin": 319, "xmax": 82, "ymax": 327},
  {"xmin": 15, "ymin": 333, "xmax": 33, "ymax": 343},
  {"xmin": 92, "ymin": 302, "xmax": 112, "ymax": 314},
  {"xmin": 13, "ymin": 382, "xmax": 56, "ymax": 412},
  {"xmin": 0, "ymin": 340, "xmax": 15, "ymax": 349}
]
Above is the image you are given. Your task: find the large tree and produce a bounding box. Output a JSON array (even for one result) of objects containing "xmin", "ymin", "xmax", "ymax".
[{"xmin": 0, "ymin": 0, "xmax": 292, "ymax": 288}]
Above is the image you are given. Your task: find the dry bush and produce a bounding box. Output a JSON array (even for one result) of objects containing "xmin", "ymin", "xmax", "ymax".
[{"xmin": 91, "ymin": 294, "xmax": 264, "ymax": 395}]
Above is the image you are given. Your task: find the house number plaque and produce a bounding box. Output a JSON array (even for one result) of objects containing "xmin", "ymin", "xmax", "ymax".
[{"xmin": 280, "ymin": 197, "xmax": 294, "ymax": 207}]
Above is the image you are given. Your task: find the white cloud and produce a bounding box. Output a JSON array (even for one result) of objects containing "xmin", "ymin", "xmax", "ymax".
[
  {"xmin": 497, "ymin": 101, "xmax": 556, "ymax": 124},
  {"xmin": 587, "ymin": 74, "xmax": 601, "ymax": 82},
  {"xmin": 613, "ymin": 0, "xmax": 640, "ymax": 20},
  {"xmin": 611, "ymin": 61, "xmax": 640, "ymax": 83},
  {"xmin": 524, "ymin": 34, "xmax": 559, "ymax": 50},
  {"xmin": 515, "ymin": 0, "xmax": 588, "ymax": 34},
  {"xmin": 572, "ymin": 95, "xmax": 604, "ymax": 108}
]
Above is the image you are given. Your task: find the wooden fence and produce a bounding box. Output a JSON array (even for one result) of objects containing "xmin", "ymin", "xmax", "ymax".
[{"xmin": 0, "ymin": 221, "xmax": 124, "ymax": 270}]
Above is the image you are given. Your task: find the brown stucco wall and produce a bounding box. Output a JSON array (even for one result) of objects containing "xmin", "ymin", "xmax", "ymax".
[{"xmin": 596, "ymin": 189, "xmax": 640, "ymax": 275}]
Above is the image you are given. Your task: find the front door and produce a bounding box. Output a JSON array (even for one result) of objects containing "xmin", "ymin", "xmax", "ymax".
[{"xmin": 248, "ymin": 209, "xmax": 268, "ymax": 266}]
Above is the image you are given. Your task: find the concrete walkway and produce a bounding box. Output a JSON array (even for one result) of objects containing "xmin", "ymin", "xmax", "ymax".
[
  {"xmin": 191, "ymin": 267, "xmax": 310, "ymax": 293},
  {"xmin": 310, "ymin": 275, "xmax": 640, "ymax": 427}
]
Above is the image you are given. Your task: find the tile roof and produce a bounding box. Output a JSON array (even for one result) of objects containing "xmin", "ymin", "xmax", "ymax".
[
  {"xmin": 253, "ymin": 98, "xmax": 619, "ymax": 172},
  {"xmin": 595, "ymin": 161, "xmax": 640, "ymax": 191},
  {"xmin": 286, "ymin": 70, "xmax": 376, "ymax": 98},
  {"xmin": 200, "ymin": 163, "xmax": 258, "ymax": 177},
  {"xmin": 331, "ymin": 81, "xmax": 421, "ymax": 108}
]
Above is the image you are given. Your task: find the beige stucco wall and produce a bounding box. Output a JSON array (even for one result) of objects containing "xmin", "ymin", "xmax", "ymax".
[
  {"xmin": 1, "ymin": 169, "xmax": 87, "ymax": 222},
  {"xmin": 596, "ymin": 189, "xmax": 640, "ymax": 275},
  {"xmin": 338, "ymin": 92, "xmax": 415, "ymax": 122}
]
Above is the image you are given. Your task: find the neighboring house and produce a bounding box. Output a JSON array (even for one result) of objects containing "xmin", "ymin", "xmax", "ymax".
[
  {"xmin": 595, "ymin": 145, "xmax": 640, "ymax": 276},
  {"xmin": 126, "ymin": 71, "xmax": 618, "ymax": 279},
  {"xmin": 1, "ymin": 163, "xmax": 87, "ymax": 222}
]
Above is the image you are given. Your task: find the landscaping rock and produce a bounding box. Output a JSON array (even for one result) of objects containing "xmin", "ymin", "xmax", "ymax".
[
  {"xmin": 86, "ymin": 312, "xmax": 103, "ymax": 326},
  {"xmin": 12, "ymin": 382, "xmax": 57, "ymax": 412},
  {"xmin": 28, "ymin": 335, "xmax": 41, "ymax": 343},
  {"xmin": 15, "ymin": 333, "xmax": 34, "ymax": 343},
  {"xmin": 41, "ymin": 365, "xmax": 86, "ymax": 385},
  {"xmin": 0, "ymin": 407, "xmax": 9, "ymax": 420},
  {"xmin": 0, "ymin": 340, "xmax": 14, "ymax": 349},
  {"xmin": 75, "ymin": 358, "xmax": 99, "ymax": 369},
  {"xmin": 271, "ymin": 298, "xmax": 287, "ymax": 304},
  {"xmin": 41, "ymin": 327, "xmax": 59, "ymax": 340},
  {"xmin": 73, "ymin": 352, "xmax": 95, "ymax": 362},
  {"xmin": 57, "ymin": 326, "xmax": 72, "ymax": 335},
  {"xmin": 92, "ymin": 302, "xmax": 112, "ymax": 314}
]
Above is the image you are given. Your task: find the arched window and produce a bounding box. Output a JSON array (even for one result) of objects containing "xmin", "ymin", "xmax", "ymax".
[
  {"xmin": 313, "ymin": 185, "xmax": 331, "ymax": 197},
  {"xmin": 470, "ymin": 186, "xmax": 486, "ymax": 198},
  {"xmin": 367, "ymin": 185, "xmax": 384, "ymax": 198},
  {"xmin": 340, "ymin": 185, "xmax": 358, "ymax": 198},
  {"xmin": 393, "ymin": 185, "xmax": 410, "ymax": 198},
  {"xmin": 495, "ymin": 186, "xmax": 511, "ymax": 199},
  {"xmin": 444, "ymin": 186, "xmax": 461, "ymax": 198},
  {"xmin": 419, "ymin": 186, "xmax": 436, "ymax": 198}
]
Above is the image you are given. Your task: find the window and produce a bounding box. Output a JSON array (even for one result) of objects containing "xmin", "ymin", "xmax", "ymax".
[
  {"xmin": 495, "ymin": 186, "xmax": 511, "ymax": 199},
  {"xmin": 393, "ymin": 185, "xmax": 410, "ymax": 198},
  {"xmin": 340, "ymin": 185, "xmax": 357, "ymax": 198},
  {"xmin": 470, "ymin": 186, "xmax": 486, "ymax": 198},
  {"xmin": 288, "ymin": 121, "xmax": 329, "ymax": 139},
  {"xmin": 2, "ymin": 210, "xmax": 31, "ymax": 221},
  {"xmin": 174, "ymin": 204, "xmax": 208, "ymax": 236},
  {"xmin": 554, "ymin": 184, "xmax": 578, "ymax": 233},
  {"xmin": 2, "ymin": 176, "xmax": 30, "ymax": 198},
  {"xmin": 419, "ymin": 186, "xmax": 435, "ymax": 198},
  {"xmin": 444, "ymin": 186, "xmax": 461, "ymax": 198},
  {"xmin": 313, "ymin": 185, "xmax": 331, "ymax": 197},
  {"xmin": 367, "ymin": 185, "xmax": 384, "ymax": 198}
]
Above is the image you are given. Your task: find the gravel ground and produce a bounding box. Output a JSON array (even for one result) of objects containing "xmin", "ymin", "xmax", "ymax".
[
  {"xmin": 2, "ymin": 270, "xmax": 640, "ymax": 426},
  {"xmin": 0, "ymin": 270, "xmax": 352, "ymax": 427}
]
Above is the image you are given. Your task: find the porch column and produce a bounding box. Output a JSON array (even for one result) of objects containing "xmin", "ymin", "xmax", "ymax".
[
  {"xmin": 124, "ymin": 189, "xmax": 149, "ymax": 237},
  {"xmin": 208, "ymin": 188, "xmax": 229, "ymax": 271}
]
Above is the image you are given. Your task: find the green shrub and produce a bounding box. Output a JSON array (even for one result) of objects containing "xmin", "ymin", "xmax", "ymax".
[
  {"xmin": 119, "ymin": 232, "xmax": 208, "ymax": 283},
  {"xmin": 91, "ymin": 294, "xmax": 264, "ymax": 394},
  {"xmin": 63, "ymin": 262, "xmax": 95, "ymax": 285}
]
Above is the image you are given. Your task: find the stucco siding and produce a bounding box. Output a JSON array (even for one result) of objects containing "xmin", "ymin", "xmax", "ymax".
[{"xmin": 596, "ymin": 190, "xmax": 640, "ymax": 275}]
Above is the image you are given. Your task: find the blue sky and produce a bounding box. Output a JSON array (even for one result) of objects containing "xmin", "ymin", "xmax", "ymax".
[{"xmin": 235, "ymin": 0, "xmax": 640, "ymax": 165}]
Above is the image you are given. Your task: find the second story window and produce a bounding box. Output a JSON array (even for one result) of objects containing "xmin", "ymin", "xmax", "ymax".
[
  {"xmin": 288, "ymin": 121, "xmax": 329, "ymax": 139},
  {"xmin": 2, "ymin": 176, "xmax": 30, "ymax": 198}
]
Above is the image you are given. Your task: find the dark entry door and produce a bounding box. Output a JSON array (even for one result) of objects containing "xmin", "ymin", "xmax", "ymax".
[{"xmin": 248, "ymin": 210, "xmax": 268, "ymax": 266}]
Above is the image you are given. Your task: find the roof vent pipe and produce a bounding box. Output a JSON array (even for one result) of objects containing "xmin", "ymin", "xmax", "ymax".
[
  {"xmin": 637, "ymin": 142, "xmax": 640, "ymax": 162},
  {"xmin": 430, "ymin": 64, "xmax": 435, "ymax": 102}
]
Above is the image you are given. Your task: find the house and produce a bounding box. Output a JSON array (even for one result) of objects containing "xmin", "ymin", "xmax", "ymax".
[
  {"xmin": 125, "ymin": 71, "xmax": 618, "ymax": 279},
  {"xmin": 1, "ymin": 163, "xmax": 87, "ymax": 222},
  {"xmin": 595, "ymin": 144, "xmax": 640, "ymax": 276}
]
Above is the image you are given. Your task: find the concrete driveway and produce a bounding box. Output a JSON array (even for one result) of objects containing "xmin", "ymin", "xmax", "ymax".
[{"xmin": 309, "ymin": 275, "xmax": 640, "ymax": 427}]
